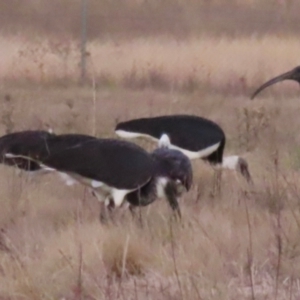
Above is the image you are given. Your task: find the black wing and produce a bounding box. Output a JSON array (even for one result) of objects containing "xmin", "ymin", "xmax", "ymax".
[
  {"xmin": 40, "ymin": 137, "xmax": 154, "ymax": 190},
  {"xmin": 116, "ymin": 115, "xmax": 225, "ymax": 163},
  {"xmin": 34, "ymin": 134, "xmax": 98, "ymax": 160}
]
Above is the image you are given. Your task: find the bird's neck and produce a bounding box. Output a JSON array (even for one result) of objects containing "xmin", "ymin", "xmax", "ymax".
[
  {"xmin": 136, "ymin": 177, "xmax": 166, "ymax": 204},
  {"xmin": 221, "ymin": 155, "xmax": 239, "ymax": 170}
]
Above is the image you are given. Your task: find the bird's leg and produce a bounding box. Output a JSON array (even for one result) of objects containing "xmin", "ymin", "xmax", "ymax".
[
  {"xmin": 216, "ymin": 168, "xmax": 222, "ymax": 195},
  {"xmin": 99, "ymin": 196, "xmax": 115, "ymax": 224},
  {"xmin": 81, "ymin": 187, "xmax": 89, "ymax": 206},
  {"xmin": 212, "ymin": 168, "xmax": 222, "ymax": 198},
  {"xmin": 99, "ymin": 201, "xmax": 110, "ymax": 224},
  {"xmin": 89, "ymin": 189, "xmax": 107, "ymax": 222},
  {"xmin": 99, "ymin": 201, "xmax": 108, "ymax": 224},
  {"xmin": 128, "ymin": 203, "xmax": 144, "ymax": 227},
  {"xmin": 128, "ymin": 203, "xmax": 136, "ymax": 218},
  {"xmin": 136, "ymin": 189, "xmax": 144, "ymax": 226},
  {"xmin": 118, "ymin": 201, "xmax": 135, "ymax": 223},
  {"xmin": 106, "ymin": 198, "xmax": 116, "ymax": 222},
  {"xmin": 92, "ymin": 190, "xmax": 115, "ymax": 224},
  {"xmin": 101, "ymin": 198, "xmax": 116, "ymax": 224}
]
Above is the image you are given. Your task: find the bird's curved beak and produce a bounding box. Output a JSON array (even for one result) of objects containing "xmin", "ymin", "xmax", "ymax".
[
  {"xmin": 165, "ymin": 181, "xmax": 182, "ymax": 220},
  {"xmin": 251, "ymin": 69, "xmax": 296, "ymax": 100},
  {"xmin": 183, "ymin": 173, "xmax": 193, "ymax": 192}
]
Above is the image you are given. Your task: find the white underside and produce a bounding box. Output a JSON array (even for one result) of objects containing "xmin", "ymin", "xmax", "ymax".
[
  {"xmin": 4, "ymin": 153, "xmax": 54, "ymax": 175},
  {"xmin": 90, "ymin": 184, "xmax": 133, "ymax": 207},
  {"xmin": 5, "ymin": 153, "xmax": 20, "ymax": 159},
  {"xmin": 115, "ymin": 130, "xmax": 147, "ymax": 139},
  {"xmin": 48, "ymin": 169, "xmax": 135, "ymax": 207},
  {"xmin": 57, "ymin": 172, "xmax": 78, "ymax": 186},
  {"xmin": 115, "ymin": 130, "xmax": 220, "ymax": 160},
  {"xmin": 39, "ymin": 164, "xmax": 56, "ymax": 172},
  {"xmin": 50, "ymin": 170, "xmax": 131, "ymax": 206},
  {"xmin": 4, "ymin": 153, "xmax": 136, "ymax": 206},
  {"xmin": 21, "ymin": 168, "xmax": 54, "ymax": 176}
]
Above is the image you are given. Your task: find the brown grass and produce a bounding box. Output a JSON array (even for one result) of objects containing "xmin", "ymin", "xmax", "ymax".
[
  {"xmin": 0, "ymin": 84, "xmax": 299, "ymax": 299},
  {"xmin": 1, "ymin": 0, "xmax": 300, "ymax": 298}
]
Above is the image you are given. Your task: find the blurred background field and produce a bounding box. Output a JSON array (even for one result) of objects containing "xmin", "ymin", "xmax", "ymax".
[{"xmin": 0, "ymin": 0, "xmax": 300, "ymax": 299}]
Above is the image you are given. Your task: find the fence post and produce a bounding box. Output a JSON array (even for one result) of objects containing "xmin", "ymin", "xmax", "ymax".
[{"xmin": 80, "ymin": 0, "xmax": 87, "ymax": 83}]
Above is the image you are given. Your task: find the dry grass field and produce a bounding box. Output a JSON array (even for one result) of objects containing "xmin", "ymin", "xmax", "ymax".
[{"xmin": 1, "ymin": 0, "xmax": 300, "ymax": 299}]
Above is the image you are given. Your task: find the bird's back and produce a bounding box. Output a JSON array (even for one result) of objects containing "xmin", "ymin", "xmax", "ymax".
[
  {"xmin": 116, "ymin": 115, "xmax": 225, "ymax": 153},
  {"xmin": 40, "ymin": 137, "xmax": 155, "ymax": 190}
]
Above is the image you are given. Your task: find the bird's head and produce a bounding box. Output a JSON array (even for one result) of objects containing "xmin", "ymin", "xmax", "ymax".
[
  {"xmin": 151, "ymin": 147, "xmax": 192, "ymax": 220},
  {"xmin": 251, "ymin": 66, "xmax": 300, "ymax": 99},
  {"xmin": 151, "ymin": 147, "xmax": 193, "ymax": 193}
]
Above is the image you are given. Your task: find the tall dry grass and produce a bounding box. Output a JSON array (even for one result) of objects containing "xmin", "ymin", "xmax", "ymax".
[
  {"xmin": 0, "ymin": 0, "xmax": 300, "ymax": 298},
  {"xmin": 0, "ymin": 85, "xmax": 299, "ymax": 298}
]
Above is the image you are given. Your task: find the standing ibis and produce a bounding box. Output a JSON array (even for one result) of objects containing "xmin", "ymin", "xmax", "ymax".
[
  {"xmin": 251, "ymin": 66, "xmax": 300, "ymax": 99},
  {"xmin": 115, "ymin": 115, "xmax": 252, "ymax": 184}
]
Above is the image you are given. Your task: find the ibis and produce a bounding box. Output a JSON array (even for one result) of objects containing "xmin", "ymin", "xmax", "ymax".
[{"xmin": 115, "ymin": 114, "xmax": 252, "ymax": 183}]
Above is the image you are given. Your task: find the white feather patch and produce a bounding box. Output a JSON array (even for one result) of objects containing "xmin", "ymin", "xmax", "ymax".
[
  {"xmin": 115, "ymin": 130, "xmax": 148, "ymax": 139},
  {"xmin": 4, "ymin": 153, "xmax": 16, "ymax": 158},
  {"xmin": 39, "ymin": 163, "xmax": 56, "ymax": 172},
  {"xmin": 158, "ymin": 134, "xmax": 171, "ymax": 148},
  {"xmin": 112, "ymin": 188, "xmax": 132, "ymax": 207},
  {"xmin": 58, "ymin": 172, "xmax": 78, "ymax": 186},
  {"xmin": 91, "ymin": 180, "xmax": 104, "ymax": 188},
  {"xmin": 115, "ymin": 130, "xmax": 221, "ymax": 160}
]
